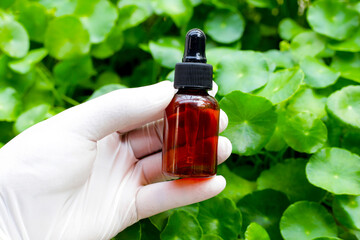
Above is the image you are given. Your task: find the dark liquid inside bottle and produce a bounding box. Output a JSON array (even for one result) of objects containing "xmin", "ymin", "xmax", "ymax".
[{"xmin": 162, "ymin": 88, "xmax": 219, "ymax": 178}]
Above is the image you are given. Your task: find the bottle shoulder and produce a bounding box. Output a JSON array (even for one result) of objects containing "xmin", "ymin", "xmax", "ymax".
[{"xmin": 168, "ymin": 93, "xmax": 219, "ymax": 109}]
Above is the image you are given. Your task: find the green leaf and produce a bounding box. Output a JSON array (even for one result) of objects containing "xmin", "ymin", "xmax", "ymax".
[
  {"xmin": 280, "ymin": 201, "xmax": 338, "ymax": 240},
  {"xmin": 342, "ymin": 129, "xmax": 360, "ymax": 156},
  {"xmin": 74, "ymin": 0, "xmax": 118, "ymax": 44},
  {"xmin": 257, "ymin": 158, "xmax": 326, "ymax": 202},
  {"xmin": 92, "ymin": 24, "xmax": 123, "ymax": 59},
  {"xmin": 300, "ymin": 57, "xmax": 340, "ymax": 89},
  {"xmin": 317, "ymin": 47, "xmax": 336, "ymax": 58},
  {"xmin": 287, "ymin": 87, "xmax": 327, "ymax": 119},
  {"xmin": 202, "ymin": 234, "xmax": 223, "ymax": 240},
  {"xmin": 306, "ymin": 147, "xmax": 360, "ymax": 195},
  {"xmin": 54, "ymin": 56, "xmax": 95, "ymax": 94},
  {"xmin": 0, "ymin": 87, "xmax": 21, "ymax": 121},
  {"xmin": 237, "ymin": 189, "xmax": 290, "ymax": 240},
  {"xmin": 114, "ymin": 222, "xmax": 141, "ymax": 240},
  {"xmin": 9, "ymin": 48, "xmax": 48, "ymax": 74},
  {"xmin": 0, "ymin": 121, "xmax": 14, "ymax": 143},
  {"xmin": 256, "ymin": 68, "xmax": 303, "ymax": 104},
  {"xmin": 262, "ymin": 50, "xmax": 294, "ymax": 72},
  {"xmin": 220, "ymin": 91, "xmax": 277, "ymax": 156},
  {"xmin": 290, "ymin": 31, "xmax": 325, "ymax": 61},
  {"xmin": 312, "ymin": 238, "xmax": 342, "ymax": 240},
  {"xmin": 206, "ymin": 47, "xmax": 238, "ymax": 68},
  {"xmin": 216, "ymin": 51, "xmax": 269, "ymax": 95},
  {"xmin": 140, "ymin": 219, "xmax": 160, "ymax": 240},
  {"xmin": 245, "ymin": 222, "xmax": 270, "ymax": 240},
  {"xmin": 307, "ymin": 0, "xmax": 359, "ymax": 40},
  {"xmin": 265, "ymin": 123, "xmax": 287, "ymax": 151},
  {"xmin": 38, "ymin": 0, "xmax": 77, "ymax": 16},
  {"xmin": 326, "ymin": 85, "xmax": 360, "ymax": 129},
  {"xmin": 21, "ymin": 73, "xmax": 55, "ymax": 110},
  {"xmin": 153, "ymin": 0, "xmax": 193, "ymax": 27},
  {"xmin": 88, "ymin": 84, "xmax": 126, "ymax": 100},
  {"xmin": 117, "ymin": 0, "xmax": 153, "ymax": 30},
  {"xmin": 198, "ymin": 197, "xmax": 241, "ymax": 240},
  {"xmin": 278, "ymin": 18, "xmax": 306, "ymax": 41},
  {"xmin": 205, "ymin": 9, "xmax": 245, "ymax": 44},
  {"xmin": 246, "ymin": 0, "xmax": 276, "ymax": 8},
  {"xmin": 45, "ymin": 16, "xmax": 90, "ymax": 60},
  {"xmin": 14, "ymin": 104, "xmax": 50, "ymax": 134},
  {"xmin": 0, "ymin": 142, "xmax": 4, "ymax": 148},
  {"xmin": 281, "ymin": 112, "xmax": 327, "ymax": 154},
  {"xmin": 217, "ymin": 164, "xmax": 256, "ymax": 203},
  {"xmin": 331, "ymin": 53, "xmax": 360, "ymax": 83},
  {"xmin": 149, "ymin": 37, "xmax": 182, "ymax": 69},
  {"xmin": 0, "ymin": 17, "xmax": 29, "ymax": 58},
  {"xmin": 333, "ymin": 195, "xmax": 360, "ymax": 231},
  {"xmin": 95, "ymin": 71, "xmax": 121, "ymax": 89},
  {"xmin": 18, "ymin": 2, "xmax": 48, "ymax": 43},
  {"xmin": 160, "ymin": 210, "xmax": 202, "ymax": 240},
  {"xmin": 150, "ymin": 203, "xmax": 199, "ymax": 231},
  {"xmin": 328, "ymin": 28, "xmax": 360, "ymax": 52},
  {"xmin": 0, "ymin": 0, "xmax": 14, "ymax": 9}
]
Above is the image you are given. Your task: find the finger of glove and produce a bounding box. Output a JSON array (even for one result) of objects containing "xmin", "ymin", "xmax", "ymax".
[
  {"xmin": 136, "ymin": 175, "xmax": 226, "ymax": 220},
  {"xmin": 208, "ymin": 81, "xmax": 218, "ymax": 97},
  {"xmin": 129, "ymin": 109, "xmax": 228, "ymax": 159},
  {"xmin": 51, "ymin": 81, "xmax": 175, "ymax": 141},
  {"xmin": 138, "ymin": 136, "xmax": 232, "ymax": 184}
]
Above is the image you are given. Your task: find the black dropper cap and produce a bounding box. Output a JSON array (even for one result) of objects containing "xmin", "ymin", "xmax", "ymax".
[{"xmin": 174, "ymin": 29, "xmax": 213, "ymax": 89}]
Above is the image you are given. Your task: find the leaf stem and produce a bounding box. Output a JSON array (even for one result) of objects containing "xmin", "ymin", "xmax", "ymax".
[{"xmin": 62, "ymin": 95, "xmax": 80, "ymax": 106}]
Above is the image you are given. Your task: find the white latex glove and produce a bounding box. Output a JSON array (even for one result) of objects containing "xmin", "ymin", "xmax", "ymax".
[{"xmin": 0, "ymin": 81, "xmax": 232, "ymax": 240}]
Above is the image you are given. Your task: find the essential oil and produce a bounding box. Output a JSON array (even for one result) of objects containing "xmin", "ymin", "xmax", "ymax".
[{"xmin": 162, "ymin": 29, "xmax": 219, "ymax": 178}]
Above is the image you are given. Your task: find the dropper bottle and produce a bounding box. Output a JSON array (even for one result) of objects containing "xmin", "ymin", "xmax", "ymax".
[{"xmin": 162, "ymin": 29, "xmax": 219, "ymax": 178}]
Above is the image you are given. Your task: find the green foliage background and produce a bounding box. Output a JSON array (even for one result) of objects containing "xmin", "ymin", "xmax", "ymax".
[{"xmin": 1, "ymin": 0, "xmax": 360, "ymax": 239}]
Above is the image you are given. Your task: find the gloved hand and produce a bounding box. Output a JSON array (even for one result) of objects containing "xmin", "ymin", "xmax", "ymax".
[{"xmin": 0, "ymin": 81, "xmax": 232, "ymax": 240}]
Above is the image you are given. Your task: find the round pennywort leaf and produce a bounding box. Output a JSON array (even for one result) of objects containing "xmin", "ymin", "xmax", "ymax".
[
  {"xmin": 237, "ymin": 189, "xmax": 290, "ymax": 240},
  {"xmin": 160, "ymin": 210, "xmax": 202, "ymax": 240},
  {"xmin": 281, "ymin": 112, "xmax": 327, "ymax": 153},
  {"xmin": 0, "ymin": 87, "xmax": 21, "ymax": 121},
  {"xmin": 287, "ymin": 87, "xmax": 327, "ymax": 119},
  {"xmin": 205, "ymin": 9, "xmax": 245, "ymax": 44},
  {"xmin": 306, "ymin": 147, "xmax": 360, "ymax": 195},
  {"xmin": 290, "ymin": 31, "xmax": 325, "ymax": 61},
  {"xmin": 0, "ymin": 18, "xmax": 29, "ymax": 58},
  {"xmin": 280, "ymin": 201, "xmax": 338, "ymax": 240},
  {"xmin": 92, "ymin": 25, "xmax": 123, "ymax": 59},
  {"xmin": 14, "ymin": 104, "xmax": 51, "ymax": 134},
  {"xmin": 154, "ymin": 0, "xmax": 193, "ymax": 27},
  {"xmin": 74, "ymin": 0, "xmax": 118, "ymax": 44},
  {"xmin": 333, "ymin": 195, "xmax": 360, "ymax": 230},
  {"xmin": 278, "ymin": 18, "xmax": 306, "ymax": 41},
  {"xmin": 9, "ymin": 48, "xmax": 48, "ymax": 74},
  {"xmin": 300, "ymin": 57, "xmax": 340, "ymax": 88},
  {"xmin": 149, "ymin": 37, "xmax": 182, "ymax": 69},
  {"xmin": 220, "ymin": 91, "xmax": 277, "ymax": 156},
  {"xmin": 257, "ymin": 158, "xmax": 326, "ymax": 202},
  {"xmin": 329, "ymin": 28, "xmax": 360, "ymax": 52},
  {"xmin": 45, "ymin": 16, "xmax": 90, "ymax": 60},
  {"xmin": 307, "ymin": 0, "xmax": 359, "ymax": 40},
  {"xmin": 256, "ymin": 67, "xmax": 303, "ymax": 104},
  {"xmin": 216, "ymin": 51, "xmax": 269, "ymax": 95},
  {"xmin": 331, "ymin": 53, "xmax": 360, "ymax": 83},
  {"xmin": 245, "ymin": 222, "xmax": 270, "ymax": 240},
  {"xmin": 18, "ymin": 2, "xmax": 48, "ymax": 43},
  {"xmin": 198, "ymin": 197, "xmax": 242, "ymax": 240},
  {"xmin": 326, "ymin": 85, "xmax": 360, "ymax": 129}
]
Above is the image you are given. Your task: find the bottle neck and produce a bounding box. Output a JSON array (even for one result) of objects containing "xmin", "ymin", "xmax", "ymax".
[{"xmin": 176, "ymin": 88, "xmax": 209, "ymax": 96}]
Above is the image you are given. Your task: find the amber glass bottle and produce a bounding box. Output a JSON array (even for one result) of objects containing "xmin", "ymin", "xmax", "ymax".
[{"xmin": 162, "ymin": 29, "xmax": 219, "ymax": 178}]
